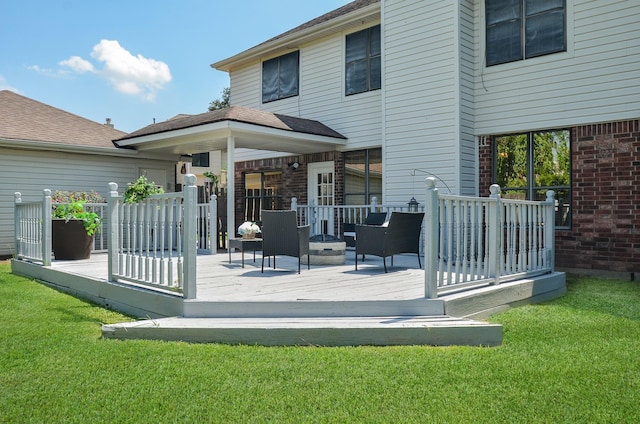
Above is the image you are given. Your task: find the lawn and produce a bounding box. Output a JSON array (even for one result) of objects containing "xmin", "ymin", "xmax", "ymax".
[{"xmin": 1, "ymin": 261, "xmax": 639, "ymax": 423}]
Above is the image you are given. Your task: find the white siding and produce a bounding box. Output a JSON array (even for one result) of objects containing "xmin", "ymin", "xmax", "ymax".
[
  {"xmin": 1, "ymin": 147, "xmax": 175, "ymax": 257},
  {"xmin": 459, "ymin": 0, "xmax": 477, "ymax": 195},
  {"xmin": 474, "ymin": 0, "xmax": 640, "ymax": 134},
  {"xmin": 229, "ymin": 24, "xmax": 383, "ymax": 157},
  {"xmin": 383, "ymin": 0, "xmax": 464, "ymax": 201}
]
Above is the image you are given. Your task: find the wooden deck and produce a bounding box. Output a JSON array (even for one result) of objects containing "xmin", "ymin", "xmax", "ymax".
[
  {"xmin": 46, "ymin": 250, "xmax": 431, "ymax": 302},
  {"xmin": 12, "ymin": 249, "xmax": 567, "ymax": 347}
]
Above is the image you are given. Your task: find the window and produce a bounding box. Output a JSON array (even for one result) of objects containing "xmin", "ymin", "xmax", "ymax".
[
  {"xmin": 243, "ymin": 171, "xmax": 283, "ymax": 222},
  {"xmin": 343, "ymin": 148, "xmax": 382, "ymax": 205},
  {"xmin": 262, "ymin": 51, "xmax": 299, "ymax": 103},
  {"xmin": 346, "ymin": 25, "xmax": 381, "ymax": 95},
  {"xmin": 486, "ymin": 0, "xmax": 566, "ymax": 66},
  {"xmin": 494, "ymin": 129, "xmax": 571, "ymax": 228},
  {"xmin": 192, "ymin": 152, "xmax": 210, "ymax": 167}
]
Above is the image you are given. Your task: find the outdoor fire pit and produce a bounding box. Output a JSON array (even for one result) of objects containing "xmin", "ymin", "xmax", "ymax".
[{"xmin": 307, "ymin": 234, "xmax": 346, "ymax": 265}]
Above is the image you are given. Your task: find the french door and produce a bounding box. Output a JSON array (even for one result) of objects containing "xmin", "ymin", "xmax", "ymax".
[{"xmin": 307, "ymin": 161, "xmax": 335, "ymax": 235}]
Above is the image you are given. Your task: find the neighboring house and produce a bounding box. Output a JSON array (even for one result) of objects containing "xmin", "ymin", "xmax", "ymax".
[
  {"xmin": 118, "ymin": 0, "xmax": 640, "ymax": 277},
  {"xmin": 0, "ymin": 90, "xmax": 177, "ymax": 258}
]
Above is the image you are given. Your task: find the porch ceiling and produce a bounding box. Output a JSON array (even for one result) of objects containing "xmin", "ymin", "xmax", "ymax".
[{"xmin": 114, "ymin": 106, "xmax": 347, "ymax": 155}]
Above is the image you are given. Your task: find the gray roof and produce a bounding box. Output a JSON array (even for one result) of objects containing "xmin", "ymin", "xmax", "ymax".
[
  {"xmin": 117, "ymin": 106, "xmax": 346, "ymax": 142},
  {"xmin": 0, "ymin": 90, "xmax": 127, "ymax": 149}
]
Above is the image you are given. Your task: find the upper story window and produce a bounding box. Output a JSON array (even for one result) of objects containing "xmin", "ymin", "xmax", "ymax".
[
  {"xmin": 262, "ymin": 51, "xmax": 299, "ymax": 103},
  {"xmin": 192, "ymin": 152, "xmax": 210, "ymax": 168},
  {"xmin": 346, "ymin": 25, "xmax": 381, "ymax": 96},
  {"xmin": 486, "ymin": 0, "xmax": 566, "ymax": 66}
]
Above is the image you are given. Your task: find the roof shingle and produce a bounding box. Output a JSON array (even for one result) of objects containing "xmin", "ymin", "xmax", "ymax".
[
  {"xmin": 0, "ymin": 90, "xmax": 127, "ymax": 149},
  {"xmin": 117, "ymin": 106, "xmax": 346, "ymax": 141}
]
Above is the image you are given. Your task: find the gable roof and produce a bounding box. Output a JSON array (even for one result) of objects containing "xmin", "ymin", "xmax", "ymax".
[
  {"xmin": 117, "ymin": 106, "xmax": 346, "ymax": 142},
  {"xmin": 0, "ymin": 90, "xmax": 127, "ymax": 149},
  {"xmin": 212, "ymin": 0, "xmax": 380, "ymax": 72}
]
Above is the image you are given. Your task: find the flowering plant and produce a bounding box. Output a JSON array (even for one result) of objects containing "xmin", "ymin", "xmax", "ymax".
[{"xmin": 237, "ymin": 221, "xmax": 261, "ymax": 235}]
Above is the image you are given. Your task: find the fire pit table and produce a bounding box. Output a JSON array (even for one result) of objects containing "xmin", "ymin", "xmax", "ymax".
[{"xmin": 307, "ymin": 234, "xmax": 346, "ymax": 265}]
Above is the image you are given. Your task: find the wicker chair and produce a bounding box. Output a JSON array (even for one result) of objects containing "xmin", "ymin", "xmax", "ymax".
[
  {"xmin": 261, "ymin": 210, "xmax": 310, "ymax": 274},
  {"xmin": 355, "ymin": 211, "xmax": 425, "ymax": 273},
  {"xmin": 343, "ymin": 212, "xmax": 387, "ymax": 247}
]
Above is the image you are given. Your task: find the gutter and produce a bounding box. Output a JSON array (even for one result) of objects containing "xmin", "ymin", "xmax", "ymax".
[{"xmin": 0, "ymin": 138, "xmax": 180, "ymax": 161}]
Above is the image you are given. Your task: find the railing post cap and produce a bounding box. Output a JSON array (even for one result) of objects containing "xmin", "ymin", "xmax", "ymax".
[
  {"xmin": 14, "ymin": 192, "xmax": 21, "ymax": 201},
  {"xmin": 546, "ymin": 190, "xmax": 555, "ymax": 201},
  {"xmin": 490, "ymin": 184, "xmax": 501, "ymax": 196},
  {"xmin": 184, "ymin": 174, "xmax": 197, "ymax": 186},
  {"xmin": 108, "ymin": 182, "xmax": 118, "ymax": 192},
  {"xmin": 43, "ymin": 189, "xmax": 51, "ymax": 197},
  {"xmin": 425, "ymin": 177, "xmax": 437, "ymax": 189}
]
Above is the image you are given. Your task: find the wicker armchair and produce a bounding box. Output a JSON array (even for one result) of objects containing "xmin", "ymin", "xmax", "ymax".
[
  {"xmin": 343, "ymin": 212, "xmax": 387, "ymax": 247},
  {"xmin": 261, "ymin": 210, "xmax": 310, "ymax": 274},
  {"xmin": 355, "ymin": 212, "xmax": 425, "ymax": 273}
]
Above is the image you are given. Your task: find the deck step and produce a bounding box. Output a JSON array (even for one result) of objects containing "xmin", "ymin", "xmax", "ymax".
[{"xmin": 102, "ymin": 316, "xmax": 502, "ymax": 347}]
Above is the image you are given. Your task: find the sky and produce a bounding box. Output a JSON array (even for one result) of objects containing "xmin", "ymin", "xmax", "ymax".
[{"xmin": 0, "ymin": 0, "xmax": 352, "ymax": 133}]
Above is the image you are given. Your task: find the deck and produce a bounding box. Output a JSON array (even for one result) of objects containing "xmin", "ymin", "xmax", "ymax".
[{"xmin": 11, "ymin": 249, "xmax": 567, "ymax": 347}]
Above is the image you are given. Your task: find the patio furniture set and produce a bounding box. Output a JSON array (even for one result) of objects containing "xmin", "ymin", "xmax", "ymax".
[{"xmin": 228, "ymin": 210, "xmax": 425, "ymax": 274}]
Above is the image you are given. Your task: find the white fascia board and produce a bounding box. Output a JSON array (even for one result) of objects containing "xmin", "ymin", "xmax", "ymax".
[{"xmin": 211, "ymin": 3, "xmax": 381, "ymax": 72}]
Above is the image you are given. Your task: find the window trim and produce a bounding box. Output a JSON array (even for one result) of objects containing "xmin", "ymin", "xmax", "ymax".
[
  {"xmin": 345, "ymin": 25, "xmax": 381, "ymax": 96},
  {"xmin": 492, "ymin": 129, "xmax": 572, "ymax": 229},
  {"xmin": 261, "ymin": 51, "xmax": 300, "ymax": 103},
  {"xmin": 191, "ymin": 152, "xmax": 210, "ymax": 168},
  {"xmin": 485, "ymin": 0, "xmax": 566, "ymax": 67}
]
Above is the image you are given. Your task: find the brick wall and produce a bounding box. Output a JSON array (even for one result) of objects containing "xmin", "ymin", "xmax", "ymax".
[
  {"xmin": 233, "ymin": 151, "xmax": 343, "ymax": 230},
  {"xmin": 478, "ymin": 119, "xmax": 640, "ymax": 276}
]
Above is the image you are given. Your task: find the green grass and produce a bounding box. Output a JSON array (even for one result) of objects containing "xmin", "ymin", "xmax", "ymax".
[{"xmin": 1, "ymin": 262, "xmax": 639, "ymax": 423}]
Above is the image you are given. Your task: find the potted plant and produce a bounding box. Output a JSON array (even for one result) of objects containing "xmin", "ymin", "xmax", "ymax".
[
  {"xmin": 123, "ymin": 175, "xmax": 164, "ymax": 204},
  {"xmin": 52, "ymin": 201, "xmax": 101, "ymax": 260}
]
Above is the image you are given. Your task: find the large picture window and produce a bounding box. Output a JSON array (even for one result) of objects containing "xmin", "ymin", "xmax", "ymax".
[
  {"xmin": 494, "ymin": 129, "xmax": 571, "ymax": 228},
  {"xmin": 345, "ymin": 25, "xmax": 381, "ymax": 96},
  {"xmin": 262, "ymin": 51, "xmax": 299, "ymax": 103},
  {"xmin": 343, "ymin": 148, "xmax": 382, "ymax": 205},
  {"xmin": 243, "ymin": 171, "xmax": 282, "ymax": 223},
  {"xmin": 486, "ymin": 0, "xmax": 566, "ymax": 66}
]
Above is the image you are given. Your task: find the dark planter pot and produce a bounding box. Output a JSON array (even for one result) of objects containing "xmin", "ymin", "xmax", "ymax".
[{"xmin": 52, "ymin": 219, "xmax": 94, "ymax": 260}]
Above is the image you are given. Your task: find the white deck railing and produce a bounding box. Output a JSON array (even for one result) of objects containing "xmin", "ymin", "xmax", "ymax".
[
  {"xmin": 14, "ymin": 190, "xmax": 52, "ymax": 265},
  {"xmin": 292, "ymin": 197, "xmax": 425, "ymax": 238},
  {"xmin": 106, "ymin": 176, "xmax": 197, "ymax": 299},
  {"xmin": 425, "ymin": 179, "xmax": 554, "ymax": 297},
  {"xmin": 14, "ymin": 175, "xmax": 554, "ymax": 300},
  {"xmin": 293, "ymin": 178, "xmax": 555, "ymax": 298}
]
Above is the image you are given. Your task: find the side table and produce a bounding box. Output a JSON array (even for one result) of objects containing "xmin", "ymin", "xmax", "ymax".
[{"xmin": 228, "ymin": 237, "xmax": 263, "ymax": 268}]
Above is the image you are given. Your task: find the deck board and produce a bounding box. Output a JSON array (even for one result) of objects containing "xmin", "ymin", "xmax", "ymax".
[{"xmin": 49, "ymin": 250, "xmax": 429, "ymax": 302}]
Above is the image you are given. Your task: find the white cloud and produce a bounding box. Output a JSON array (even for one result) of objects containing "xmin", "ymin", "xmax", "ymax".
[
  {"xmin": 90, "ymin": 40, "xmax": 171, "ymax": 101},
  {"xmin": 59, "ymin": 56, "xmax": 94, "ymax": 73},
  {"xmin": 55, "ymin": 39, "xmax": 172, "ymax": 101}
]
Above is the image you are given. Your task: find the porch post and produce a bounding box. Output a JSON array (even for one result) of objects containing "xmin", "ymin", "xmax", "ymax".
[
  {"xmin": 41, "ymin": 189, "xmax": 52, "ymax": 266},
  {"xmin": 14, "ymin": 192, "xmax": 21, "ymax": 260},
  {"xmin": 424, "ymin": 178, "xmax": 438, "ymax": 298},
  {"xmin": 226, "ymin": 135, "xmax": 235, "ymax": 242},
  {"xmin": 182, "ymin": 174, "xmax": 197, "ymax": 299},
  {"xmin": 488, "ymin": 184, "xmax": 502, "ymax": 285},
  {"xmin": 371, "ymin": 196, "xmax": 378, "ymax": 212},
  {"xmin": 210, "ymin": 194, "xmax": 217, "ymax": 255},
  {"xmin": 107, "ymin": 182, "xmax": 119, "ymax": 282},
  {"xmin": 545, "ymin": 190, "xmax": 556, "ymax": 271}
]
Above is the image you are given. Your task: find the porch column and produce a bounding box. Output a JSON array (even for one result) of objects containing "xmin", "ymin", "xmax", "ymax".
[
  {"xmin": 424, "ymin": 178, "xmax": 438, "ymax": 299},
  {"xmin": 226, "ymin": 135, "xmax": 235, "ymax": 242}
]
